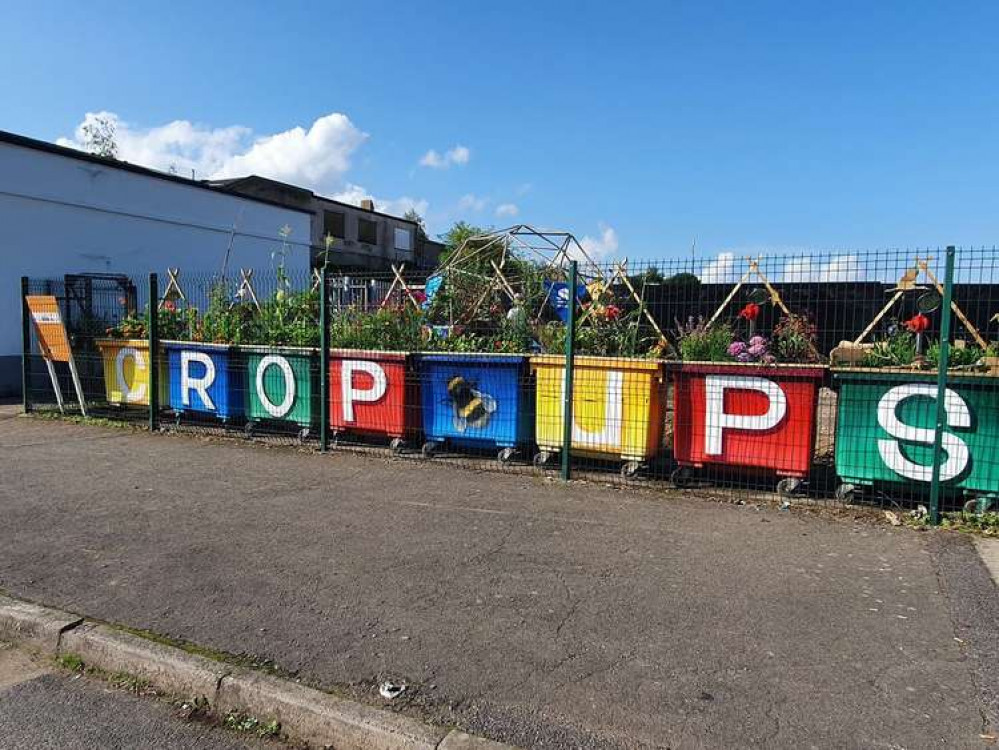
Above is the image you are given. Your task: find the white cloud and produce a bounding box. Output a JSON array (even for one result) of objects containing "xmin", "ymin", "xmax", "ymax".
[
  {"xmin": 419, "ymin": 144, "xmax": 470, "ymax": 169},
  {"xmin": 699, "ymin": 251, "xmax": 739, "ymax": 283},
  {"xmin": 579, "ymin": 223, "xmax": 619, "ymax": 261},
  {"xmin": 495, "ymin": 203, "xmax": 519, "ymax": 218},
  {"xmin": 780, "ymin": 254, "xmax": 866, "ymax": 282},
  {"xmin": 58, "ymin": 110, "xmax": 429, "ymax": 219},
  {"xmin": 332, "ymin": 183, "xmax": 428, "ymax": 218},
  {"xmin": 819, "ymin": 254, "xmax": 866, "ymax": 282},
  {"xmin": 458, "ymin": 193, "xmax": 487, "ymax": 212}
]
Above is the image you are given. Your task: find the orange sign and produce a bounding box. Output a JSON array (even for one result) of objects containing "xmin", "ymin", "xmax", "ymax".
[{"xmin": 26, "ymin": 296, "xmax": 72, "ymax": 362}]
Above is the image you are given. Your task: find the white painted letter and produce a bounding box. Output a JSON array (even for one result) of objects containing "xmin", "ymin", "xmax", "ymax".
[
  {"xmin": 341, "ymin": 360, "xmax": 387, "ymax": 422},
  {"xmin": 255, "ymin": 355, "xmax": 296, "ymax": 418},
  {"xmin": 115, "ymin": 346, "xmax": 147, "ymax": 403},
  {"xmin": 180, "ymin": 350, "xmax": 216, "ymax": 411},
  {"xmin": 562, "ymin": 370, "xmax": 623, "ymax": 447},
  {"xmin": 877, "ymin": 384, "xmax": 971, "ymax": 482},
  {"xmin": 704, "ymin": 376, "xmax": 787, "ymax": 455}
]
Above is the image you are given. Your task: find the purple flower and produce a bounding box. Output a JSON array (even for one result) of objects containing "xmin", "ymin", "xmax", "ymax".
[
  {"xmin": 737, "ymin": 351, "xmax": 751, "ymax": 362},
  {"xmin": 747, "ymin": 342, "xmax": 767, "ymax": 358},
  {"xmin": 728, "ymin": 341, "xmax": 747, "ymax": 357},
  {"xmin": 749, "ymin": 335, "xmax": 766, "ymax": 348}
]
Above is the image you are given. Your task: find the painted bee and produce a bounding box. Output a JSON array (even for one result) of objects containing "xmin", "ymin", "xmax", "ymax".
[{"xmin": 447, "ymin": 375, "xmax": 497, "ymax": 432}]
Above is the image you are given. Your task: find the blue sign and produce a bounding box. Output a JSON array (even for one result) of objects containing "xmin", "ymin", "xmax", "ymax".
[{"xmin": 544, "ymin": 281, "xmax": 586, "ymax": 323}]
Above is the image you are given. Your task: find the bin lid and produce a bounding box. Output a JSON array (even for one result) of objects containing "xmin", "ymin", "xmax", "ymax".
[
  {"xmin": 419, "ymin": 353, "xmax": 527, "ymax": 365},
  {"xmin": 530, "ymin": 354, "xmax": 663, "ymax": 372},
  {"xmin": 677, "ymin": 361, "xmax": 828, "ymax": 379},
  {"xmin": 329, "ymin": 348, "xmax": 410, "ymax": 362}
]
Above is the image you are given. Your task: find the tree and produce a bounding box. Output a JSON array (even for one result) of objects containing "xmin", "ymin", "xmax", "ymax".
[
  {"xmin": 81, "ymin": 114, "xmax": 119, "ymax": 159},
  {"xmin": 403, "ymin": 208, "xmax": 429, "ymax": 243},
  {"xmin": 437, "ymin": 221, "xmax": 495, "ymax": 268}
]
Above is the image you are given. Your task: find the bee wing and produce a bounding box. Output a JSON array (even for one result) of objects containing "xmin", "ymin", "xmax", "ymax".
[{"xmin": 474, "ymin": 390, "xmax": 497, "ymax": 414}]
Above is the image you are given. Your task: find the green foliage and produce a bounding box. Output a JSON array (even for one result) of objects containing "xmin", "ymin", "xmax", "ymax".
[
  {"xmin": 925, "ymin": 342, "xmax": 988, "ymax": 369},
  {"xmin": 223, "ymin": 711, "xmax": 281, "ymax": 738},
  {"xmin": 329, "ymin": 306, "xmax": 424, "ymax": 351},
  {"xmin": 773, "ymin": 313, "xmax": 819, "ymax": 363},
  {"xmin": 437, "ymin": 221, "xmax": 494, "ymax": 269},
  {"xmin": 673, "ymin": 317, "xmax": 735, "ymax": 362},
  {"xmin": 861, "ymin": 328, "xmax": 918, "ymax": 368},
  {"xmin": 105, "ymin": 305, "xmax": 197, "ymax": 341},
  {"xmin": 196, "ymin": 284, "xmax": 256, "ymax": 345},
  {"xmin": 254, "ymin": 288, "xmax": 320, "ymax": 347}
]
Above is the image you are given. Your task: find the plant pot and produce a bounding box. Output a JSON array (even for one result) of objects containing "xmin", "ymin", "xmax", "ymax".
[
  {"xmin": 672, "ymin": 362, "xmax": 827, "ymax": 485},
  {"xmin": 328, "ymin": 349, "xmax": 420, "ymax": 445},
  {"xmin": 95, "ymin": 338, "xmax": 167, "ymax": 406},
  {"xmin": 243, "ymin": 345, "xmax": 318, "ymax": 430},
  {"xmin": 418, "ymin": 353, "xmax": 534, "ymax": 457},
  {"xmin": 163, "ymin": 341, "xmax": 245, "ymax": 421},
  {"xmin": 530, "ymin": 355, "xmax": 664, "ymax": 465},
  {"xmin": 832, "ymin": 368, "xmax": 999, "ymax": 503}
]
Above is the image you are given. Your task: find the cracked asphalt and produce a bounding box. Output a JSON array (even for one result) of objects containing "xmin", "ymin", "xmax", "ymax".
[
  {"xmin": 0, "ymin": 641, "xmax": 275, "ymax": 749},
  {"xmin": 0, "ymin": 414, "xmax": 996, "ymax": 748}
]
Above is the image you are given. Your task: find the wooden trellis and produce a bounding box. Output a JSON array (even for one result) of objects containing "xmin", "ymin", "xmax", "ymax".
[{"xmin": 854, "ymin": 256, "xmax": 986, "ymax": 349}]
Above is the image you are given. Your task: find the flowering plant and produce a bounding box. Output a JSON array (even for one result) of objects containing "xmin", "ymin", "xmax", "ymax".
[{"xmin": 727, "ymin": 335, "xmax": 774, "ymax": 364}]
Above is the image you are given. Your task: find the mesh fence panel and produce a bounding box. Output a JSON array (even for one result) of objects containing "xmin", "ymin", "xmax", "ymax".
[{"xmin": 21, "ymin": 246, "xmax": 999, "ymax": 512}]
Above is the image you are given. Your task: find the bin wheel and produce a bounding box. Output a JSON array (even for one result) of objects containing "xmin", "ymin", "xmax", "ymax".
[
  {"xmin": 621, "ymin": 461, "xmax": 641, "ymax": 480},
  {"xmin": 533, "ymin": 450, "xmax": 552, "ymax": 469},
  {"xmin": 671, "ymin": 466, "xmax": 694, "ymax": 488},
  {"xmin": 834, "ymin": 483, "xmax": 857, "ymax": 504},
  {"xmin": 777, "ymin": 478, "xmax": 802, "ymax": 498},
  {"xmin": 497, "ymin": 447, "xmax": 516, "ymax": 465},
  {"xmin": 421, "ymin": 441, "xmax": 437, "ymax": 459},
  {"xmin": 390, "ymin": 437, "xmax": 405, "ymax": 455},
  {"xmin": 173, "ymin": 412, "xmax": 182, "ymax": 429},
  {"xmin": 243, "ymin": 421, "xmax": 256, "ymax": 439},
  {"xmin": 330, "ymin": 431, "xmax": 340, "ymax": 449},
  {"xmin": 297, "ymin": 428, "xmax": 310, "ymax": 445}
]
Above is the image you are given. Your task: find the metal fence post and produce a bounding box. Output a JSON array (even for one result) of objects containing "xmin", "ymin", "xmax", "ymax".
[
  {"xmin": 561, "ymin": 260, "xmax": 578, "ymax": 481},
  {"xmin": 928, "ymin": 245, "xmax": 956, "ymax": 525},
  {"xmin": 148, "ymin": 273, "xmax": 160, "ymax": 432},
  {"xmin": 20, "ymin": 276, "xmax": 32, "ymax": 413},
  {"xmin": 319, "ymin": 268, "xmax": 331, "ymax": 453}
]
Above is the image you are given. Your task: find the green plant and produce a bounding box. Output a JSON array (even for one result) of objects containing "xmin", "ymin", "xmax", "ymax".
[
  {"xmin": 674, "ymin": 317, "xmax": 735, "ymax": 362},
  {"xmin": 329, "ymin": 306, "xmax": 424, "ymax": 351},
  {"xmin": 925, "ymin": 342, "xmax": 987, "ymax": 369},
  {"xmin": 773, "ymin": 313, "xmax": 820, "ymax": 363},
  {"xmin": 196, "ymin": 283, "xmax": 257, "ymax": 345},
  {"xmin": 57, "ymin": 653, "xmax": 84, "ymax": 672},
  {"xmin": 223, "ymin": 710, "xmax": 281, "ymax": 738},
  {"xmin": 861, "ymin": 326, "xmax": 918, "ymax": 368}
]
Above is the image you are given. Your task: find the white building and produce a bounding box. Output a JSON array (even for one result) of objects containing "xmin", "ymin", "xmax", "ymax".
[{"xmin": 0, "ymin": 130, "xmax": 312, "ymax": 396}]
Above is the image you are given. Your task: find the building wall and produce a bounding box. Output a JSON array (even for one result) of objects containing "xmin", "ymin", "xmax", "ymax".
[
  {"xmin": 313, "ymin": 198, "xmax": 416, "ymax": 270},
  {"xmin": 0, "ymin": 140, "xmax": 311, "ymax": 396}
]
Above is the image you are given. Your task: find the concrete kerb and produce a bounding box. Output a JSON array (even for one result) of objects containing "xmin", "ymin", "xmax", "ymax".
[
  {"xmin": 0, "ymin": 593, "xmax": 82, "ymax": 653},
  {"xmin": 0, "ymin": 594, "xmax": 518, "ymax": 750},
  {"xmin": 216, "ymin": 668, "xmax": 448, "ymax": 750},
  {"xmin": 60, "ymin": 623, "xmax": 230, "ymax": 705}
]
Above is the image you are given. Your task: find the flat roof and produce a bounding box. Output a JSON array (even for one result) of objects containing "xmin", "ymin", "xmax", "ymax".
[
  {"xmin": 206, "ymin": 174, "xmax": 418, "ymax": 225},
  {"xmin": 0, "ymin": 129, "xmax": 311, "ymax": 215}
]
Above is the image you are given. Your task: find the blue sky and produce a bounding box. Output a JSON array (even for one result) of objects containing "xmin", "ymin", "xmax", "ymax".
[{"xmin": 3, "ymin": 1, "xmax": 998, "ymax": 263}]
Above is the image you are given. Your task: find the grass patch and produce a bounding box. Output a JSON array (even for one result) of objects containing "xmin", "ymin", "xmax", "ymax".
[
  {"xmin": 56, "ymin": 652, "xmax": 84, "ymax": 672},
  {"xmin": 223, "ymin": 710, "xmax": 281, "ymax": 738}
]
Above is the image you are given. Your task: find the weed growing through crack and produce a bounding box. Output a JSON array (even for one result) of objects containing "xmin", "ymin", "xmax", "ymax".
[{"xmin": 223, "ymin": 710, "xmax": 281, "ymax": 738}]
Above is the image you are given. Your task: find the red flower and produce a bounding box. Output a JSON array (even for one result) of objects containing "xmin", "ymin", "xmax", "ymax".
[
  {"xmin": 604, "ymin": 305, "xmax": 621, "ymax": 320},
  {"xmin": 904, "ymin": 313, "xmax": 930, "ymax": 333},
  {"xmin": 738, "ymin": 303, "xmax": 760, "ymax": 321},
  {"xmin": 412, "ymin": 290, "xmax": 427, "ymax": 305},
  {"xmin": 163, "ymin": 300, "xmax": 177, "ymax": 312}
]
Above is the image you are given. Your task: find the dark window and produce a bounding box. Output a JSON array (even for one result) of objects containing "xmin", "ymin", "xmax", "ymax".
[
  {"xmin": 323, "ymin": 210, "xmax": 345, "ymax": 239},
  {"xmin": 358, "ymin": 217, "xmax": 378, "ymax": 245}
]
